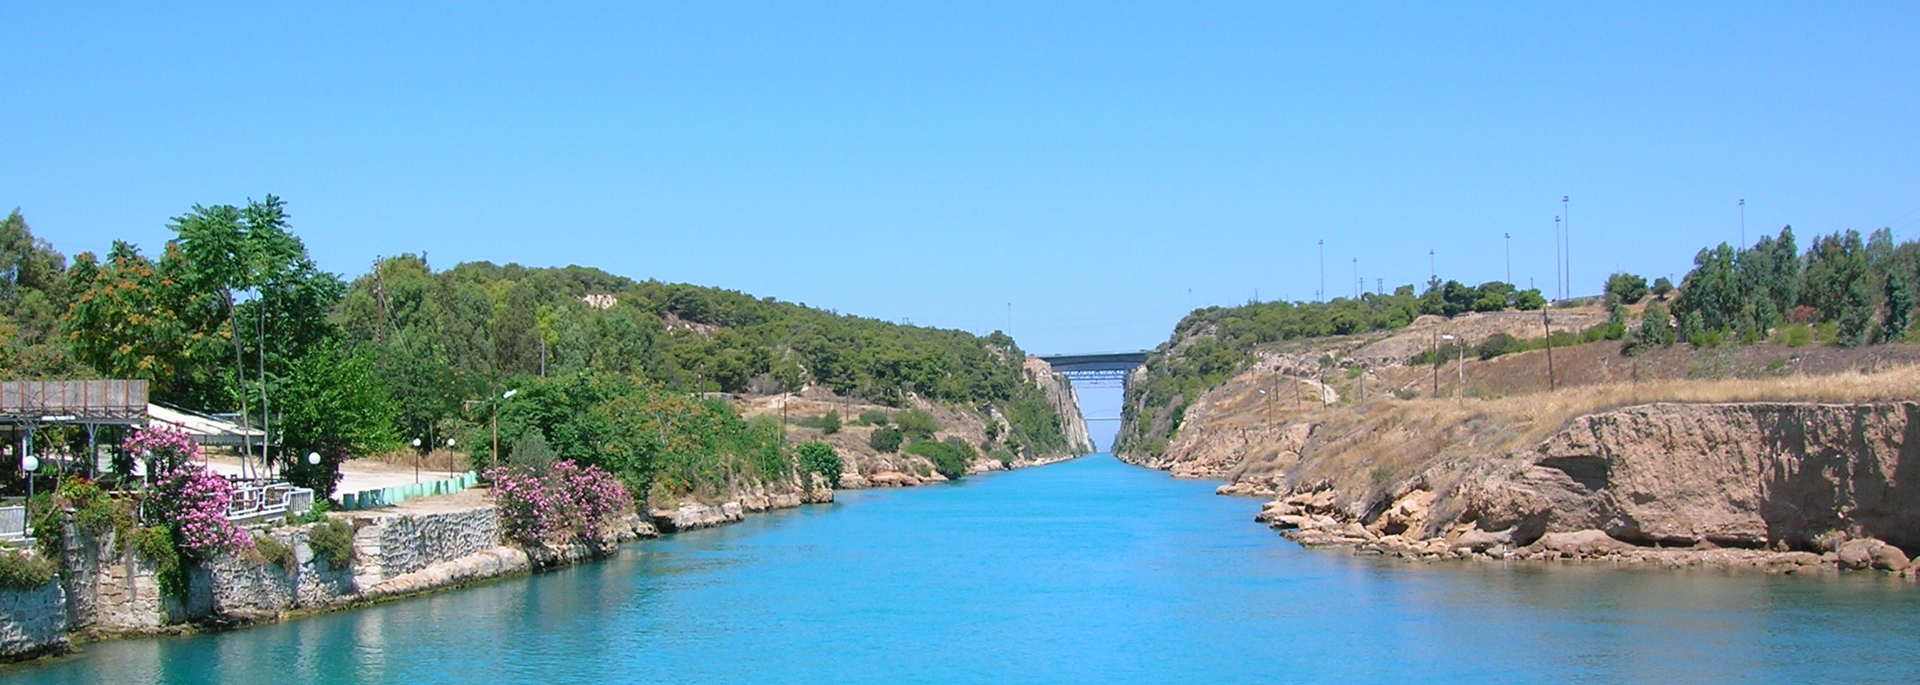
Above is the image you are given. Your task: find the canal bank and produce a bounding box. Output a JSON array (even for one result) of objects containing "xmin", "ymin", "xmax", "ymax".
[
  {"xmin": 0, "ymin": 447, "xmax": 1085, "ymax": 665},
  {"xmin": 9, "ymin": 454, "xmax": 1918, "ymax": 685}
]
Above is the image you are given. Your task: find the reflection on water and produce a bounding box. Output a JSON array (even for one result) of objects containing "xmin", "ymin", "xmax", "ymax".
[{"xmin": 7, "ymin": 454, "xmax": 1917, "ymax": 684}]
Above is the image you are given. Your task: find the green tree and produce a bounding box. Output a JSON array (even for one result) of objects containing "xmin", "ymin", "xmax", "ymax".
[
  {"xmin": 63, "ymin": 243, "xmax": 227, "ymax": 402},
  {"xmin": 1511, "ymin": 288, "xmax": 1546, "ymax": 311},
  {"xmin": 1883, "ymin": 272, "xmax": 1913, "ymax": 342},
  {"xmin": 275, "ymin": 340, "xmax": 399, "ymax": 497},
  {"xmin": 1604, "ymin": 273, "xmax": 1649, "ymax": 307}
]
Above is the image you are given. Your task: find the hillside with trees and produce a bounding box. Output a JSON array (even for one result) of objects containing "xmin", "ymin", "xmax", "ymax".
[
  {"xmin": 0, "ymin": 198, "xmax": 1082, "ymax": 504},
  {"xmin": 1117, "ymin": 225, "xmax": 1920, "ymax": 460}
]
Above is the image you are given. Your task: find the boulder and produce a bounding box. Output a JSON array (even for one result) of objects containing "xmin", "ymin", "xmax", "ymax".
[
  {"xmin": 1837, "ymin": 539, "xmax": 1882, "ymax": 570},
  {"xmin": 1532, "ymin": 530, "xmax": 1633, "ymax": 557},
  {"xmin": 1871, "ymin": 544, "xmax": 1910, "ymax": 573},
  {"xmin": 1450, "ymin": 529, "xmax": 1510, "ymax": 553}
]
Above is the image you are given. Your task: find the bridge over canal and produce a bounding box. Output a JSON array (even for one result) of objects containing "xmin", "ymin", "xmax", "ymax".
[{"xmin": 1035, "ymin": 351, "xmax": 1149, "ymax": 425}]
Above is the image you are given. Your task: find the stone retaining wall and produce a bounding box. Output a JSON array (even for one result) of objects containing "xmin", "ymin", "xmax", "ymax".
[
  {"xmin": 349, "ymin": 507, "xmax": 501, "ymax": 588},
  {"xmin": 0, "ymin": 578, "xmax": 68, "ymax": 659}
]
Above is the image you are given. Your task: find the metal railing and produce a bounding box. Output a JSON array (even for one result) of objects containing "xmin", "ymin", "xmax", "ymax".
[
  {"xmin": 0, "ymin": 506, "xmax": 25, "ymax": 542},
  {"xmin": 226, "ymin": 482, "xmax": 315, "ymax": 525}
]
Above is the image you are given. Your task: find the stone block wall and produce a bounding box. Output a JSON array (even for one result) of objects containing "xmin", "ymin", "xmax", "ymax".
[
  {"xmin": 201, "ymin": 524, "xmax": 357, "ymax": 620},
  {"xmin": 349, "ymin": 507, "xmax": 501, "ymax": 589},
  {"xmin": 0, "ymin": 577, "xmax": 68, "ymax": 659}
]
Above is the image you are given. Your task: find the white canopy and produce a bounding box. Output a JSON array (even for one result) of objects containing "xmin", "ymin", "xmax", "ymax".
[{"xmin": 146, "ymin": 404, "xmax": 267, "ymax": 447}]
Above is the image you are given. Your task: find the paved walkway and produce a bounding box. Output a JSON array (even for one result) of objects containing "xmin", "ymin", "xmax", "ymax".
[{"xmin": 202, "ymin": 455, "xmax": 463, "ymax": 495}]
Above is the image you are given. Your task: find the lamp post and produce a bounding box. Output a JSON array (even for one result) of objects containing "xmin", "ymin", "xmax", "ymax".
[
  {"xmin": 21, "ymin": 455, "xmax": 38, "ymax": 503},
  {"xmin": 446, "ymin": 438, "xmax": 456, "ymax": 475},
  {"xmin": 412, "ymin": 438, "xmax": 423, "ymax": 483},
  {"xmin": 1554, "ymin": 215, "xmax": 1562, "ymax": 300},
  {"xmin": 1504, "ymin": 233, "xmax": 1511, "ymax": 284},
  {"xmin": 1440, "ymin": 334, "xmax": 1457, "ymax": 399},
  {"xmin": 494, "ymin": 389, "xmax": 517, "ymax": 470}
]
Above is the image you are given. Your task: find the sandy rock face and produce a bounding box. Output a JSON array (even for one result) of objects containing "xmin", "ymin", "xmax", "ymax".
[{"xmin": 1473, "ymin": 402, "xmax": 1920, "ymax": 551}]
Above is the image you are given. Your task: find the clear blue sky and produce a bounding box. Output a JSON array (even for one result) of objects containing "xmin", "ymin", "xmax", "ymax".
[{"xmin": 6, "ymin": 2, "xmax": 1919, "ymax": 358}]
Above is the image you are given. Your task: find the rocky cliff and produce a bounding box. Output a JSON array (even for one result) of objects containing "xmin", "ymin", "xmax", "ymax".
[
  {"xmin": 1129, "ymin": 354, "xmax": 1920, "ymax": 576},
  {"xmin": 1026, "ymin": 357, "xmax": 1094, "ymax": 455}
]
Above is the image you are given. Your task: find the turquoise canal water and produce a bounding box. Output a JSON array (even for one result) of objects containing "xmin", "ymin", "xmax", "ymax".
[{"xmin": 9, "ymin": 454, "xmax": 1920, "ymax": 684}]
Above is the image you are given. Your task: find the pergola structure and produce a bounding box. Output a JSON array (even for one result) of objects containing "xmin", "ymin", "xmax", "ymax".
[{"xmin": 0, "ymin": 380, "xmax": 149, "ymax": 478}]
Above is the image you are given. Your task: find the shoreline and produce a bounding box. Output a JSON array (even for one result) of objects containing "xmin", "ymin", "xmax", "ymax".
[
  {"xmin": 1249, "ymin": 488, "xmax": 1920, "ymax": 581},
  {"xmin": 1, "ymin": 451, "xmax": 1089, "ymax": 667}
]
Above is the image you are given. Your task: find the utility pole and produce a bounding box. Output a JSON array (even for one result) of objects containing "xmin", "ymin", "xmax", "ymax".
[
  {"xmin": 1352, "ymin": 258, "xmax": 1358, "ymax": 299},
  {"xmin": 1431, "ymin": 330, "xmax": 1440, "ymax": 398},
  {"xmin": 1554, "ymin": 216, "xmax": 1563, "ymax": 300},
  {"xmin": 1562, "ymin": 195, "xmax": 1571, "ymax": 299},
  {"xmin": 1504, "ymin": 232, "xmax": 1511, "ymax": 284},
  {"xmin": 1428, "ymin": 249, "xmax": 1436, "ymax": 282},
  {"xmin": 1318, "ymin": 239, "xmax": 1325, "ymax": 303},
  {"xmin": 1542, "ymin": 308, "xmax": 1557, "ymax": 391}
]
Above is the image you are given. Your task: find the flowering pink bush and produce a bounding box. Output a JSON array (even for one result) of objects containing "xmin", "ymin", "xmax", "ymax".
[
  {"xmin": 485, "ymin": 460, "xmax": 630, "ymax": 546},
  {"xmin": 149, "ymin": 463, "xmax": 253, "ymax": 559},
  {"xmin": 124, "ymin": 425, "xmax": 200, "ymax": 473}
]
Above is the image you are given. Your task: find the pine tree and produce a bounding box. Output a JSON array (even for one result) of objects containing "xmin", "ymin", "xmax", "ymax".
[{"xmin": 1883, "ymin": 272, "xmax": 1914, "ymax": 343}]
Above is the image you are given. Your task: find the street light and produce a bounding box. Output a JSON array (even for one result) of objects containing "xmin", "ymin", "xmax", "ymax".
[
  {"xmin": 494, "ymin": 390, "xmax": 518, "ymax": 471},
  {"xmin": 412, "ymin": 438, "xmax": 423, "ymax": 483},
  {"xmin": 307, "ymin": 452, "xmax": 320, "ymax": 465},
  {"xmin": 21, "ymin": 455, "xmax": 38, "ymax": 502},
  {"xmin": 1318, "ymin": 239, "xmax": 1325, "ymax": 303}
]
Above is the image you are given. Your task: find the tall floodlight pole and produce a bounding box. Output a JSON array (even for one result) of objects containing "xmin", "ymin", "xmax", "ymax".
[
  {"xmin": 1554, "ymin": 216, "xmax": 1563, "ymax": 300},
  {"xmin": 1352, "ymin": 258, "xmax": 1358, "ymax": 299},
  {"xmin": 1428, "ymin": 249, "xmax": 1435, "ymax": 281},
  {"xmin": 1318, "ymin": 239, "xmax": 1325, "ymax": 302},
  {"xmin": 1739, "ymin": 199, "xmax": 1746, "ymax": 247},
  {"xmin": 1504, "ymin": 233, "xmax": 1512, "ymax": 284},
  {"xmin": 1562, "ymin": 195, "xmax": 1571, "ymax": 299}
]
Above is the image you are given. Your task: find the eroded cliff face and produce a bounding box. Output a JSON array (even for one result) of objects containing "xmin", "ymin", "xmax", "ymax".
[
  {"xmin": 1026, "ymin": 357, "xmax": 1093, "ymax": 455},
  {"xmin": 1235, "ymin": 401, "xmax": 1920, "ymax": 576},
  {"xmin": 1460, "ymin": 402, "xmax": 1920, "ymax": 551}
]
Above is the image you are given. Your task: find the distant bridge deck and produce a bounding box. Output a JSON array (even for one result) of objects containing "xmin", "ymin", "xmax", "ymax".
[{"xmin": 1036, "ymin": 351, "xmax": 1149, "ymax": 385}]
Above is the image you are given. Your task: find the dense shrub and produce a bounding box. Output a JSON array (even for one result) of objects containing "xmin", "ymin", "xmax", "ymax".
[
  {"xmin": 819, "ymin": 410, "xmax": 841, "ymax": 435},
  {"xmin": 893, "ymin": 409, "xmax": 939, "ymax": 439},
  {"xmin": 796, "ymin": 441, "xmax": 844, "ymax": 486},
  {"xmin": 1476, "ymin": 333, "xmax": 1519, "ymax": 360},
  {"xmin": 905, "ymin": 440, "xmax": 970, "ymax": 480},
  {"xmin": 306, "ymin": 519, "xmax": 355, "ymax": 569},
  {"xmin": 255, "ymin": 535, "xmax": 296, "ymax": 571},
  {"xmin": 123, "ymin": 425, "xmax": 198, "ymax": 473},
  {"xmin": 868, "ymin": 426, "xmax": 904, "ymax": 453},
  {"xmin": 149, "ymin": 463, "xmax": 253, "ymax": 559},
  {"xmin": 486, "ymin": 460, "xmax": 631, "ymax": 547},
  {"xmin": 122, "ymin": 525, "xmax": 185, "ymax": 600},
  {"xmin": 856, "ymin": 410, "xmax": 890, "ymax": 427},
  {"xmin": 0, "ymin": 550, "xmax": 56, "ymax": 590}
]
